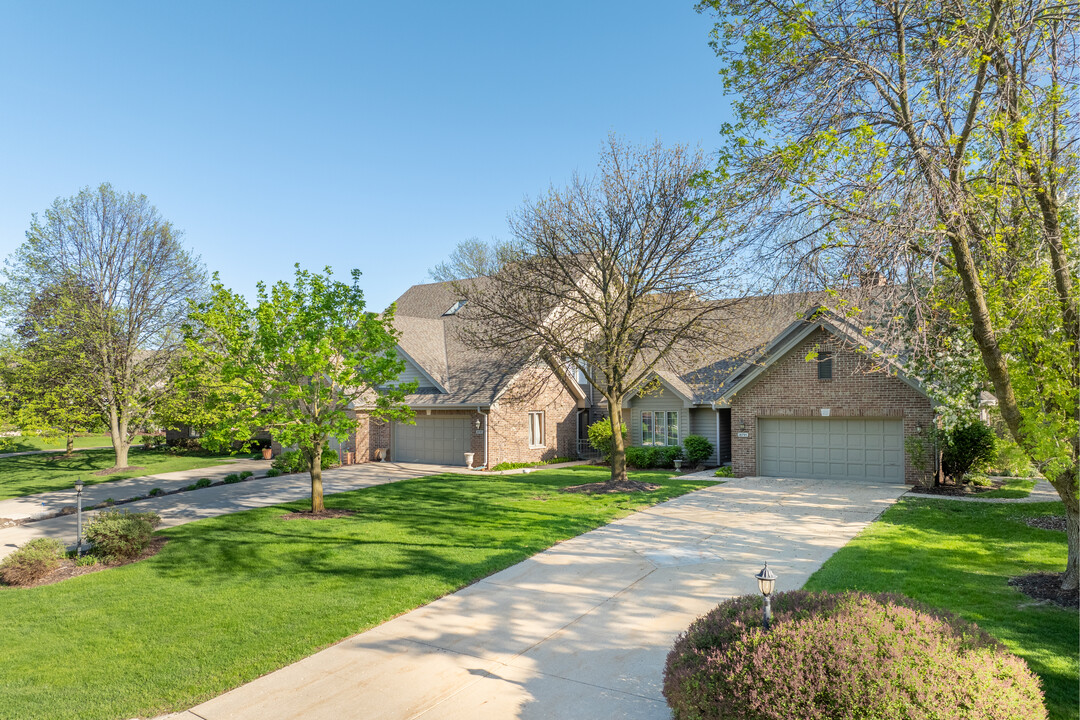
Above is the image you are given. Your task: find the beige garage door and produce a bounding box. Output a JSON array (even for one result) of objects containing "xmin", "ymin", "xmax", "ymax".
[
  {"xmin": 392, "ymin": 417, "xmax": 472, "ymax": 465},
  {"xmin": 757, "ymin": 418, "xmax": 904, "ymax": 482}
]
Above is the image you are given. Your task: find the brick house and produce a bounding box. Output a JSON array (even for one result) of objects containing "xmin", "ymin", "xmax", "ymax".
[{"xmin": 352, "ymin": 280, "xmax": 935, "ymax": 484}]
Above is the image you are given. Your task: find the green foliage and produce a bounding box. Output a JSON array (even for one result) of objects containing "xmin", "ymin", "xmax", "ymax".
[
  {"xmin": 180, "ymin": 265, "xmax": 415, "ymax": 507},
  {"xmin": 657, "ymin": 445, "xmax": 684, "ymax": 468},
  {"xmin": 0, "ymin": 538, "xmax": 66, "ymax": 586},
  {"xmin": 148, "ymin": 488, "xmax": 164, "ymax": 497},
  {"xmin": 140, "ymin": 434, "xmax": 166, "ymax": 450},
  {"xmin": 73, "ymin": 553, "xmax": 99, "ymax": 568},
  {"xmin": 625, "ymin": 446, "xmax": 657, "ymax": 468},
  {"xmin": 682, "ymin": 435, "xmax": 713, "ymax": 464},
  {"xmin": 942, "ymin": 422, "xmax": 997, "ymax": 480},
  {"xmin": 264, "ymin": 468, "xmax": 281, "ymax": 478},
  {"xmin": 222, "ymin": 473, "xmax": 241, "ymax": 484},
  {"xmin": 714, "ymin": 465, "xmax": 734, "ymax": 478},
  {"xmin": 664, "ymin": 590, "xmax": 1046, "ymax": 720},
  {"xmin": 239, "ymin": 470, "xmax": 253, "ymax": 480},
  {"xmin": 488, "ymin": 457, "xmax": 574, "ymax": 472},
  {"xmin": 993, "ymin": 437, "xmax": 1034, "ymax": 477},
  {"xmin": 193, "ymin": 478, "xmax": 212, "ymax": 489},
  {"xmin": 84, "ymin": 510, "xmax": 161, "ymax": 561},
  {"xmin": 587, "ymin": 419, "xmax": 627, "ymax": 462}
]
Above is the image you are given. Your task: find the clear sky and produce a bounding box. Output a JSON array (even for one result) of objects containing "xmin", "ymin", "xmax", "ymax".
[{"xmin": 0, "ymin": 1, "xmax": 733, "ymax": 311}]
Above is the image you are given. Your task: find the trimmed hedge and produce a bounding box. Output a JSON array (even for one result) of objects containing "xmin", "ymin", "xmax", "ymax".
[
  {"xmin": 0, "ymin": 538, "xmax": 67, "ymax": 586},
  {"xmin": 664, "ymin": 590, "xmax": 1046, "ymax": 720},
  {"xmin": 683, "ymin": 434, "xmax": 713, "ymax": 465},
  {"xmin": 84, "ymin": 510, "xmax": 161, "ymax": 561}
]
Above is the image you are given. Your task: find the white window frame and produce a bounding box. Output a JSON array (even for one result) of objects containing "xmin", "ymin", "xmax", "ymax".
[
  {"xmin": 641, "ymin": 410, "xmax": 679, "ymax": 446},
  {"xmin": 528, "ymin": 411, "xmax": 545, "ymax": 448}
]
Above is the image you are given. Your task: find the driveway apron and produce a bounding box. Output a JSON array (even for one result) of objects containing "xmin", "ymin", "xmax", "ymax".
[{"xmin": 161, "ymin": 475, "xmax": 909, "ymax": 720}]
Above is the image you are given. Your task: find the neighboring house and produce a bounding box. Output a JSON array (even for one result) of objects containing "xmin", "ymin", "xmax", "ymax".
[{"xmin": 350, "ymin": 279, "xmax": 935, "ymax": 485}]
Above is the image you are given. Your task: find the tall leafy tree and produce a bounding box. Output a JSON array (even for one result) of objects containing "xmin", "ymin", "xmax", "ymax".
[
  {"xmin": 458, "ymin": 136, "xmax": 752, "ymax": 488},
  {"xmin": 698, "ymin": 0, "xmax": 1079, "ymax": 587},
  {"xmin": 2, "ymin": 184, "xmax": 206, "ymax": 469},
  {"xmin": 5, "ymin": 284, "xmax": 101, "ymax": 455},
  {"xmin": 181, "ymin": 265, "xmax": 414, "ymax": 513}
]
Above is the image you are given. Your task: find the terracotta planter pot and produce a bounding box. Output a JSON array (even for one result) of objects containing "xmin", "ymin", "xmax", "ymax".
[{"xmin": 261, "ymin": 448, "xmax": 273, "ymax": 460}]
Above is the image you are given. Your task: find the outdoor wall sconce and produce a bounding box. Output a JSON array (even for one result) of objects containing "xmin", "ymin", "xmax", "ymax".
[
  {"xmin": 755, "ymin": 562, "xmax": 777, "ymax": 630},
  {"xmin": 474, "ymin": 418, "xmax": 482, "ymax": 432}
]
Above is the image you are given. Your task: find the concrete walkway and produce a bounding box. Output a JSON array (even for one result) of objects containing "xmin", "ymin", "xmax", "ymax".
[
  {"xmin": 0, "ymin": 457, "xmax": 266, "ymax": 521},
  {"xmin": 0, "ymin": 445, "xmax": 114, "ymax": 459},
  {"xmin": 159, "ymin": 475, "xmax": 909, "ymax": 720},
  {"xmin": 0, "ymin": 461, "xmax": 462, "ymax": 560}
]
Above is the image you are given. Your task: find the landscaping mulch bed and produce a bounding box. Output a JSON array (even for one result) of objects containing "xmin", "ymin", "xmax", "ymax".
[
  {"xmin": 279, "ymin": 509, "xmax": 357, "ymax": 521},
  {"xmin": 562, "ymin": 480, "xmax": 660, "ymax": 494},
  {"xmin": 909, "ymin": 479, "xmax": 1009, "ymax": 496},
  {"xmin": 1008, "ymin": 572, "xmax": 1079, "ymax": 609},
  {"xmin": 12, "ymin": 536, "xmax": 168, "ymax": 589},
  {"xmin": 1023, "ymin": 515, "xmax": 1067, "ymax": 532}
]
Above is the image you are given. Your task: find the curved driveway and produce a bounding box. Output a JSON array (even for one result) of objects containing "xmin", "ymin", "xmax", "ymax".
[{"xmin": 160, "ymin": 475, "xmax": 909, "ymax": 720}]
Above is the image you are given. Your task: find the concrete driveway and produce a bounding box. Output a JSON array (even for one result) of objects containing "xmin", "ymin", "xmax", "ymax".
[
  {"xmin": 161, "ymin": 475, "xmax": 910, "ymax": 720},
  {"xmin": 0, "ymin": 461, "xmax": 464, "ymax": 560}
]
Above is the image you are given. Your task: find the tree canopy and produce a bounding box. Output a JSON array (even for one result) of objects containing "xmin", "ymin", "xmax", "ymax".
[{"xmin": 181, "ymin": 265, "xmax": 414, "ymax": 512}]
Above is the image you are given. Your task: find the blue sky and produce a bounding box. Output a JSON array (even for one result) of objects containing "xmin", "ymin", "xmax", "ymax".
[{"xmin": 0, "ymin": 1, "xmax": 733, "ymax": 311}]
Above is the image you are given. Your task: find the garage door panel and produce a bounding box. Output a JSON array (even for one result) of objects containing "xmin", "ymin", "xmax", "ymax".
[
  {"xmin": 759, "ymin": 417, "xmax": 904, "ymax": 482},
  {"xmin": 393, "ymin": 418, "xmax": 471, "ymax": 465}
]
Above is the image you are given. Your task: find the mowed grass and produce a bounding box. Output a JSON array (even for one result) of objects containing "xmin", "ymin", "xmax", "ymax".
[
  {"xmin": 1, "ymin": 433, "xmax": 115, "ymax": 453},
  {"xmin": 0, "ymin": 466, "xmax": 710, "ymax": 720},
  {"xmin": 978, "ymin": 476, "xmax": 1038, "ymax": 499},
  {"xmin": 0, "ymin": 448, "xmax": 238, "ymax": 500},
  {"xmin": 805, "ymin": 498, "xmax": 1078, "ymax": 720}
]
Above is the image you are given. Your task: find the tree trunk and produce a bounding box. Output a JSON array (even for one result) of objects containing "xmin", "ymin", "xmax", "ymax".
[
  {"xmin": 609, "ymin": 404, "xmax": 628, "ymax": 484},
  {"xmin": 65, "ymin": 434, "xmax": 74, "ymax": 458},
  {"xmin": 310, "ymin": 443, "xmax": 325, "ymax": 513},
  {"xmin": 1050, "ymin": 468, "xmax": 1079, "ymax": 590},
  {"xmin": 107, "ymin": 405, "xmax": 130, "ymax": 469}
]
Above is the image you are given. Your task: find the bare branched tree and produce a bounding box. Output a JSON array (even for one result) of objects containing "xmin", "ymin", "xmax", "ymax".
[
  {"xmin": 2, "ymin": 184, "xmax": 206, "ymax": 469},
  {"xmin": 699, "ymin": 0, "xmax": 1079, "ymax": 587},
  {"xmin": 458, "ymin": 136, "xmax": 754, "ymax": 487},
  {"xmin": 428, "ymin": 237, "xmax": 520, "ymax": 282}
]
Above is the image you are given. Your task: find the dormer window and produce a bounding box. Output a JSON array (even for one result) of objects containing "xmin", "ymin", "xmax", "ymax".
[{"xmin": 443, "ymin": 299, "xmax": 467, "ymax": 316}]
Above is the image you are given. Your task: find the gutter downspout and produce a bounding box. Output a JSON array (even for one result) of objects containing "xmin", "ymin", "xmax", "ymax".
[{"xmin": 715, "ymin": 405, "xmax": 720, "ymax": 467}]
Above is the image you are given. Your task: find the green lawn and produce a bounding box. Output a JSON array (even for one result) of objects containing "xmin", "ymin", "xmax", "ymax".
[
  {"xmin": 0, "ymin": 466, "xmax": 709, "ymax": 720},
  {"xmin": 978, "ymin": 476, "xmax": 1038, "ymax": 499},
  {"xmin": 805, "ymin": 498, "xmax": 1078, "ymax": 720},
  {"xmin": 0, "ymin": 448, "xmax": 236, "ymax": 501},
  {"xmin": 0, "ymin": 433, "xmax": 116, "ymax": 453}
]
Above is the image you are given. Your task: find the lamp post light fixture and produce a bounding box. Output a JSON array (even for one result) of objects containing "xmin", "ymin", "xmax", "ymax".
[
  {"xmin": 74, "ymin": 478, "xmax": 84, "ymax": 556},
  {"xmin": 755, "ymin": 562, "xmax": 777, "ymax": 630}
]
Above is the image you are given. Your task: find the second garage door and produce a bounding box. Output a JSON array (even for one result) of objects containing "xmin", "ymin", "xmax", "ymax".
[
  {"xmin": 758, "ymin": 418, "xmax": 903, "ymax": 482},
  {"xmin": 392, "ymin": 417, "xmax": 472, "ymax": 465}
]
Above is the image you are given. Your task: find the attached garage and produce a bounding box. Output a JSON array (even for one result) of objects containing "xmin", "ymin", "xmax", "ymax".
[
  {"xmin": 757, "ymin": 417, "xmax": 904, "ymax": 483},
  {"xmin": 392, "ymin": 417, "xmax": 472, "ymax": 465}
]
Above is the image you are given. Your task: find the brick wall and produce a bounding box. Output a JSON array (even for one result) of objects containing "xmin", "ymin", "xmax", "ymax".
[
  {"xmin": 486, "ymin": 366, "xmax": 579, "ymax": 467},
  {"xmin": 729, "ymin": 327, "xmax": 934, "ymax": 485}
]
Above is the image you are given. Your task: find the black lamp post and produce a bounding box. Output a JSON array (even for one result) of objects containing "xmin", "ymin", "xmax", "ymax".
[
  {"xmin": 755, "ymin": 562, "xmax": 777, "ymax": 630},
  {"xmin": 74, "ymin": 477, "xmax": 84, "ymax": 556}
]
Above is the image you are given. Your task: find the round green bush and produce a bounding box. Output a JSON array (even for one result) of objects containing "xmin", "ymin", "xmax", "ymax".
[
  {"xmin": 664, "ymin": 590, "xmax": 1046, "ymax": 720},
  {"xmin": 683, "ymin": 434, "xmax": 713, "ymax": 464},
  {"xmin": 586, "ymin": 419, "xmax": 627, "ymax": 462},
  {"xmin": 84, "ymin": 510, "xmax": 161, "ymax": 561},
  {"xmin": 943, "ymin": 421, "xmax": 997, "ymax": 479}
]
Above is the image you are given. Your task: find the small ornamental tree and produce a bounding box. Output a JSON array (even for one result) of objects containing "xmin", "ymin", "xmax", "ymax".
[{"xmin": 181, "ymin": 265, "xmax": 415, "ymax": 513}]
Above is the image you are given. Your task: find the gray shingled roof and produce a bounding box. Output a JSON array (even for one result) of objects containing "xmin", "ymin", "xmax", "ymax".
[{"xmin": 390, "ymin": 279, "xmax": 528, "ymax": 406}]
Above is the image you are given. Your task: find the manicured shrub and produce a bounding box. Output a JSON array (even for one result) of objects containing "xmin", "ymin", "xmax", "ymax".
[
  {"xmin": 264, "ymin": 468, "xmax": 282, "ymax": 477},
  {"xmin": 239, "ymin": 470, "xmax": 254, "ymax": 480},
  {"xmin": 84, "ymin": 510, "xmax": 161, "ymax": 561},
  {"xmin": 587, "ymin": 420, "xmax": 628, "ymax": 463},
  {"xmin": 943, "ymin": 421, "xmax": 997, "ymax": 479},
  {"xmin": 74, "ymin": 553, "xmax": 99, "ymax": 567},
  {"xmin": 0, "ymin": 538, "xmax": 67, "ymax": 586},
  {"xmin": 683, "ymin": 435, "xmax": 713, "ymax": 465},
  {"xmin": 664, "ymin": 590, "xmax": 1046, "ymax": 720},
  {"xmin": 656, "ymin": 445, "xmax": 683, "ymax": 468},
  {"xmin": 714, "ymin": 465, "xmax": 734, "ymax": 478},
  {"xmin": 625, "ymin": 446, "xmax": 655, "ymax": 468},
  {"xmin": 148, "ymin": 487, "xmax": 164, "ymax": 497},
  {"xmin": 140, "ymin": 434, "xmax": 166, "ymax": 450},
  {"xmin": 194, "ymin": 478, "xmax": 212, "ymax": 489},
  {"xmin": 271, "ymin": 449, "xmax": 337, "ymax": 473},
  {"xmin": 222, "ymin": 473, "xmax": 242, "ymax": 484}
]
